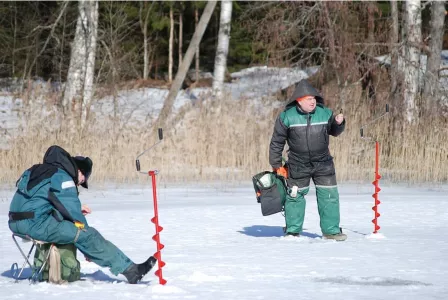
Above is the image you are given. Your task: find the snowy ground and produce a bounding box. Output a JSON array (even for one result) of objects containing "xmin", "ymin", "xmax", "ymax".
[{"xmin": 1, "ymin": 183, "xmax": 447, "ymax": 300}]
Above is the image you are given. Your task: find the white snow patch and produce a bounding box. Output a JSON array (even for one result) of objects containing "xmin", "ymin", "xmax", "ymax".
[
  {"xmin": 182, "ymin": 271, "xmax": 233, "ymax": 282},
  {"xmin": 150, "ymin": 284, "xmax": 186, "ymax": 294},
  {"xmin": 366, "ymin": 232, "xmax": 387, "ymax": 240}
]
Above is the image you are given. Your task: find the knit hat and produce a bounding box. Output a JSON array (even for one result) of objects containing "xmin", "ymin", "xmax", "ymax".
[{"xmin": 72, "ymin": 156, "xmax": 93, "ymax": 189}]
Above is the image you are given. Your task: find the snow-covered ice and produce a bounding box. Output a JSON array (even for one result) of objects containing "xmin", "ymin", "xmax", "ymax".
[{"xmin": 1, "ymin": 183, "xmax": 447, "ymax": 299}]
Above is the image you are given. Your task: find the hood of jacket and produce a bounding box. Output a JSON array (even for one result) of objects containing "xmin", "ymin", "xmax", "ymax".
[
  {"xmin": 285, "ymin": 79, "xmax": 324, "ymax": 109},
  {"xmin": 26, "ymin": 145, "xmax": 78, "ymax": 191}
]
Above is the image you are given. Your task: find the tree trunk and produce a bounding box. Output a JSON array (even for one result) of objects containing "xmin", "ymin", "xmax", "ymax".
[
  {"xmin": 12, "ymin": 3, "xmax": 17, "ymax": 76},
  {"xmin": 178, "ymin": 11, "xmax": 183, "ymax": 69},
  {"xmin": 195, "ymin": 7, "xmax": 200, "ymax": 83},
  {"xmin": 155, "ymin": 1, "xmax": 217, "ymax": 129},
  {"xmin": 390, "ymin": 0, "xmax": 399, "ymax": 95},
  {"xmin": 140, "ymin": 2, "xmax": 153, "ymax": 80},
  {"xmin": 168, "ymin": 6, "xmax": 174, "ymax": 83},
  {"xmin": 62, "ymin": 0, "xmax": 98, "ymax": 127},
  {"xmin": 142, "ymin": 5, "xmax": 149, "ymax": 79},
  {"xmin": 422, "ymin": 1, "xmax": 445, "ymax": 102},
  {"xmin": 212, "ymin": 0, "xmax": 232, "ymax": 98},
  {"xmin": 403, "ymin": 0, "xmax": 421, "ymax": 122},
  {"xmin": 398, "ymin": 1, "xmax": 407, "ymax": 80},
  {"xmin": 59, "ymin": 8, "xmax": 67, "ymax": 84},
  {"xmin": 81, "ymin": 0, "xmax": 98, "ymax": 127},
  {"xmin": 63, "ymin": 1, "xmax": 88, "ymax": 116},
  {"xmin": 149, "ymin": 47, "xmax": 155, "ymax": 78}
]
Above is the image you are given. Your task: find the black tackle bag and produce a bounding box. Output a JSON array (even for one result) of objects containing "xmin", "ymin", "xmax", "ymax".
[{"xmin": 252, "ymin": 171, "xmax": 287, "ymax": 216}]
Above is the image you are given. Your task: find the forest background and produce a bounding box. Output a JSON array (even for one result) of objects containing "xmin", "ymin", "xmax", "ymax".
[{"xmin": 0, "ymin": 1, "xmax": 446, "ymax": 186}]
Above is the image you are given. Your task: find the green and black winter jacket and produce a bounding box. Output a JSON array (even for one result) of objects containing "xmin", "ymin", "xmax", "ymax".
[
  {"xmin": 269, "ymin": 79, "xmax": 345, "ymax": 169},
  {"xmin": 8, "ymin": 145, "xmax": 88, "ymax": 240}
]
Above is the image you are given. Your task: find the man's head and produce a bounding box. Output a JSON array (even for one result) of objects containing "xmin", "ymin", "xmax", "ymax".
[
  {"xmin": 73, "ymin": 156, "xmax": 93, "ymax": 188},
  {"xmin": 296, "ymin": 95, "xmax": 316, "ymax": 113}
]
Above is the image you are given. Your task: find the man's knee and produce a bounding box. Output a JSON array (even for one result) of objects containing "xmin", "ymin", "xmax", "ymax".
[
  {"xmin": 316, "ymin": 185, "xmax": 339, "ymax": 203},
  {"xmin": 76, "ymin": 227, "xmax": 102, "ymax": 243}
]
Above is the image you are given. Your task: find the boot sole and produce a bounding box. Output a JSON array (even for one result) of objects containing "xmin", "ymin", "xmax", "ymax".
[{"xmin": 323, "ymin": 235, "xmax": 347, "ymax": 241}]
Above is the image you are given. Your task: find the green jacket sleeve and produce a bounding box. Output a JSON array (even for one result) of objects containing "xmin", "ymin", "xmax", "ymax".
[{"xmin": 49, "ymin": 171, "xmax": 88, "ymax": 226}]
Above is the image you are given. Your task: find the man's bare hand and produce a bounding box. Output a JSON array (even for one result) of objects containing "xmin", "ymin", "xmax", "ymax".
[
  {"xmin": 81, "ymin": 204, "xmax": 91, "ymax": 215},
  {"xmin": 335, "ymin": 113, "xmax": 344, "ymax": 125}
]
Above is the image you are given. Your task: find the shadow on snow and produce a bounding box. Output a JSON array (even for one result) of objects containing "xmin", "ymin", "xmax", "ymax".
[
  {"xmin": 315, "ymin": 276, "xmax": 431, "ymax": 287},
  {"xmin": 238, "ymin": 225, "xmax": 321, "ymax": 238},
  {"xmin": 0, "ymin": 268, "xmax": 150, "ymax": 284}
]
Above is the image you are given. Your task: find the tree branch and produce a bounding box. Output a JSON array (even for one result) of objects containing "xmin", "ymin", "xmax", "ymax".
[{"xmin": 27, "ymin": 1, "xmax": 69, "ymax": 78}]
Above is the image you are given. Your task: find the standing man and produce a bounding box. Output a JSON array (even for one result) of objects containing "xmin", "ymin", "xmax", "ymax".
[
  {"xmin": 8, "ymin": 145, "xmax": 156, "ymax": 283},
  {"xmin": 269, "ymin": 79, "xmax": 347, "ymax": 241}
]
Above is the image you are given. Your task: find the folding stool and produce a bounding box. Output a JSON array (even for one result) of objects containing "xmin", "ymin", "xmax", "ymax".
[{"xmin": 11, "ymin": 233, "xmax": 52, "ymax": 283}]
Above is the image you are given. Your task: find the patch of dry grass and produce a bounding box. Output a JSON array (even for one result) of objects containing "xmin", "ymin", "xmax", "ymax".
[{"xmin": 1, "ymin": 85, "xmax": 446, "ymax": 187}]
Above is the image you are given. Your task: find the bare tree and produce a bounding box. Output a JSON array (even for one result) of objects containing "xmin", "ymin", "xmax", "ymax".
[
  {"xmin": 168, "ymin": 6, "xmax": 174, "ymax": 82},
  {"xmin": 178, "ymin": 7, "xmax": 183, "ymax": 69},
  {"xmin": 25, "ymin": 2, "xmax": 69, "ymax": 80},
  {"xmin": 212, "ymin": 0, "xmax": 232, "ymax": 98},
  {"xmin": 390, "ymin": 0, "xmax": 400, "ymax": 95},
  {"xmin": 11, "ymin": 3, "xmax": 18, "ymax": 76},
  {"xmin": 403, "ymin": 0, "xmax": 421, "ymax": 122},
  {"xmin": 422, "ymin": 1, "xmax": 445, "ymax": 102},
  {"xmin": 82, "ymin": 1, "xmax": 98, "ymax": 125},
  {"xmin": 63, "ymin": 1, "xmax": 86, "ymax": 113},
  {"xmin": 140, "ymin": 2, "xmax": 155, "ymax": 80},
  {"xmin": 195, "ymin": 6, "xmax": 200, "ymax": 83},
  {"xmin": 63, "ymin": 0, "xmax": 98, "ymax": 126},
  {"xmin": 155, "ymin": 1, "xmax": 217, "ymax": 129}
]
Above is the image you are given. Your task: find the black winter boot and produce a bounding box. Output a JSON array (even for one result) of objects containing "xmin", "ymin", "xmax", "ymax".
[
  {"xmin": 285, "ymin": 232, "xmax": 300, "ymax": 237},
  {"xmin": 122, "ymin": 256, "xmax": 157, "ymax": 284}
]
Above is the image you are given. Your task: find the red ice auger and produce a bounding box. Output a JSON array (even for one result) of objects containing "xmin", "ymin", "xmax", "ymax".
[
  {"xmin": 360, "ymin": 104, "xmax": 389, "ymax": 234},
  {"xmin": 136, "ymin": 128, "xmax": 167, "ymax": 285}
]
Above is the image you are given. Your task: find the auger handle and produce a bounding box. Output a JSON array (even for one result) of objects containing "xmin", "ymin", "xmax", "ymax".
[{"xmin": 135, "ymin": 128, "xmax": 164, "ymax": 173}]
